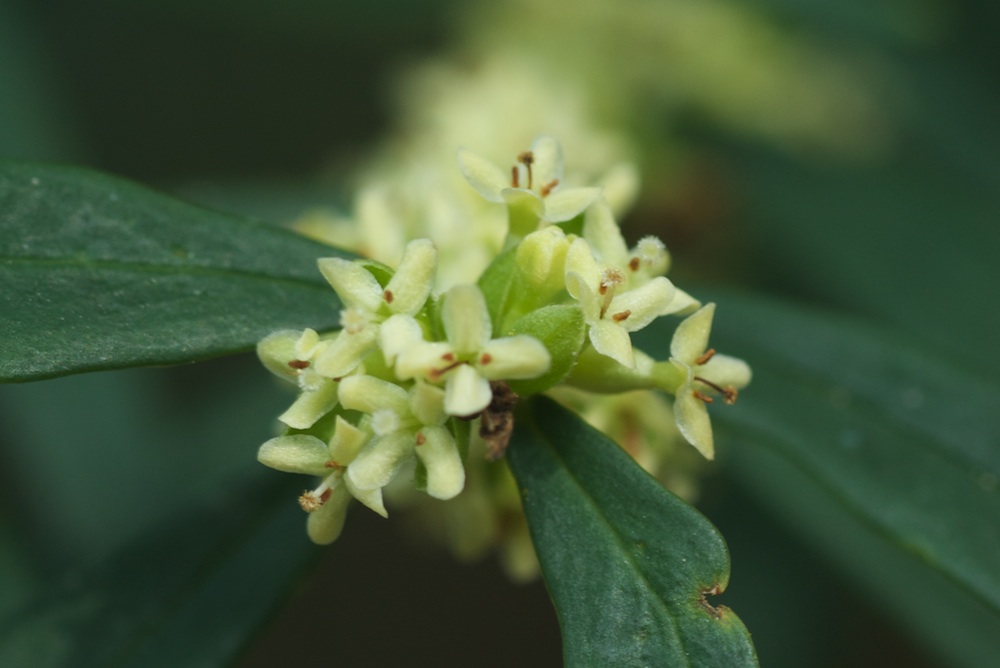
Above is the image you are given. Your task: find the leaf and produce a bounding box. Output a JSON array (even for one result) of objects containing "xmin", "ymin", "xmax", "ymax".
[
  {"xmin": 0, "ymin": 162, "xmax": 351, "ymax": 382},
  {"xmin": 507, "ymin": 396, "xmax": 758, "ymax": 667},
  {"xmin": 636, "ymin": 291, "xmax": 1000, "ymax": 662},
  {"xmin": 0, "ymin": 475, "xmax": 316, "ymax": 668}
]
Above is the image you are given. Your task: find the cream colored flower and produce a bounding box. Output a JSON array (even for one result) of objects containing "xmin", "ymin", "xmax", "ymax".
[{"xmin": 395, "ymin": 285, "xmax": 551, "ymax": 417}]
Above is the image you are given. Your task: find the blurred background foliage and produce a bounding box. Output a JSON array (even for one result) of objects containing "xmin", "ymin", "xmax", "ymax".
[{"xmin": 1, "ymin": 0, "xmax": 997, "ymax": 665}]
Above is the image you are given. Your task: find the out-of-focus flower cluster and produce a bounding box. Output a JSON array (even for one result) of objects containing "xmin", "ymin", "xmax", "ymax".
[{"xmin": 257, "ymin": 135, "xmax": 750, "ymax": 577}]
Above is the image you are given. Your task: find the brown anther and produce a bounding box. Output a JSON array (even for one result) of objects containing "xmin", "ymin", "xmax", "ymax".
[
  {"xmin": 383, "ymin": 289, "xmax": 394, "ymax": 304},
  {"xmin": 511, "ymin": 165, "xmax": 519, "ymax": 189},
  {"xmin": 415, "ymin": 432, "xmax": 426, "ymax": 446},
  {"xmin": 442, "ymin": 352, "xmax": 455, "ymax": 362},
  {"xmin": 694, "ymin": 348, "xmax": 716, "ymax": 365},
  {"xmin": 288, "ymin": 359, "xmax": 311, "ymax": 370},
  {"xmin": 693, "ymin": 390, "xmax": 715, "ymax": 404},
  {"xmin": 324, "ymin": 460, "xmax": 341, "ymax": 469},
  {"xmin": 480, "ymin": 352, "xmax": 493, "ymax": 365},
  {"xmin": 298, "ymin": 489, "xmax": 331, "ymax": 513},
  {"xmin": 517, "ymin": 151, "xmax": 534, "ymax": 189},
  {"xmin": 611, "ymin": 310, "xmax": 631, "ymax": 322},
  {"xmin": 540, "ymin": 178, "xmax": 559, "ymax": 197},
  {"xmin": 628, "ymin": 257, "xmax": 641, "ymax": 271}
]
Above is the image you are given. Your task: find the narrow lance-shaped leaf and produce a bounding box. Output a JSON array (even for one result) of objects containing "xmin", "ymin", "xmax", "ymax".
[
  {"xmin": 0, "ymin": 161, "xmax": 353, "ymax": 382},
  {"xmin": 507, "ymin": 396, "xmax": 758, "ymax": 667}
]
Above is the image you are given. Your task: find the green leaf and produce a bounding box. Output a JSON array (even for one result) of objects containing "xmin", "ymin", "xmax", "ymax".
[
  {"xmin": 0, "ymin": 162, "xmax": 352, "ymax": 382},
  {"xmin": 503, "ymin": 304, "xmax": 586, "ymax": 396},
  {"xmin": 637, "ymin": 292, "xmax": 1000, "ymax": 662},
  {"xmin": 507, "ymin": 396, "xmax": 758, "ymax": 667},
  {"xmin": 0, "ymin": 476, "xmax": 315, "ymax": 668}
]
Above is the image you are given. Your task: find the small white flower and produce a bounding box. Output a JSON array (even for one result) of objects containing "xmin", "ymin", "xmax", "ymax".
[
  {"xmin": 394, "ymin": 285, "xmax": 551, "ymax": 417},
  {"xmin": 458, "ymin": 135, "xmax": 603, "ymax": 228},
  {"xmin": 339, "ymin": 376, "xmax": 465, "ymax": 501},
  {"xmin": 256, "ymin": 328, "xmax": 340, "ymax": 429},
  {"xmin": 313, "ymin": 239, "xmax": 437, "ymax": 378},
  {"xmin": 581, "ymin": 201, "xmax": 699, "ymax": 313},
  {"xmin": 667, "ymin": 304, "xmax": 752, "ymax": 460},
  {"xmin": 257, "ymin": 416, "xmax": 378, "ymax": 544},
  {"xmin": 564, "ymin": 237, "xmax": 677, "ymax": 369}
]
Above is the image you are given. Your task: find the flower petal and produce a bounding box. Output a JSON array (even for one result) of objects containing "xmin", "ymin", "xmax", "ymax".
[
  {"xmin": 458, "ymin": 147, "xmax": 508, "ymax": 203},
  {"xmin": 257, "ymin": 435, "xmax": 330, "ymax": 475},
  {"xmin": 385, "ymin": 239, "xmax": 437, "ymax": 315},
  {"xmin": 699, "ymin": 353, "xmax": 753, "ymax": 389},
  {"xmin": 442, "ymin": 284, "xmax": 492, "ymax": 356},
  {"xmin": 444, "ymin": 364, "xmax": 492, "ymax": 417},
  {"xmin": 313, "ymin": 328, "xmax": 378, "ymax": 378},
  {"xmin": 659, "ymin": 287, "xmax": 701, "ymax": 316},
  {"xmin": 415, "ymin": 426, "xmax": 465, "ymax": 500},
  {"xmin": 530, "ymin": 135, "xmax": 565, "ymax": 185},
  {"xmin": 673, "ymin": 369, "xmax": 715, "ymax": 459},
  {"xmin": 346, "ymin": 431, "xmax": 414, "ymax": 491},
  {"xmin": 278, "ymin": 379, "xmax": 340, "ymax": 429},
  {"xmin": 338, "ymin": 375, "xmax": 410, "ymax": 416},
  {"xmin": 316, "ymin": 257, "xmax": 382, "ymax": 312},
  {"xmin": 478, "ymin": 336, "xmax": 551, "ymax": 380},
  {"xmin": 583, "ymin": 200, "xmax": 629, "ymax": 267},
  {"xmin": 588, "ymin": 319, "xmax": 635, "ymax": 368},
  {"xmin": 564, "ymin": 271, "xmax": 600, "ymax": 321},
  {"xmin": 670, "ymin": 303, "xmax": 715, "ymax": 362},
  {"xmin": 380, "ymin": 314, "xmax": 425, "ymax": 367},
  {"xmin": 543, "ymin": 187, "xmax": 603, "ymax": 223},
  {"xmin": 256, "ymin": 329, "xmax": 301, "ymax": 382},
  {"xmin": 395, "ymin": 340, "xmax": 454, "ymax": 381},
  {"xmin": 306, "ymin": 482, "xmax": 351, "ymax": 544},
  {"xmin": 328, "ymin": 415, "xmax": 370, "ymax": 465},
  {"xmin": 344, "ymin": 476, "xmax": 387, "ymax": 518},
  {"xmin": 609, "ymin": 276, "xmax": 676, "ymax": 332},
  {"xmin": 409, "ymin": 382, "xmax": 447, "ymax": 426}
]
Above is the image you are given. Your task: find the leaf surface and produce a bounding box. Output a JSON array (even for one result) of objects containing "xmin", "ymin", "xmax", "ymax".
[
  {"xmin": 508, "ymin": 396, "xmax": 758, "ymax": 667},
  {"xmin": 0, "ymin": 162, "xmax": 349, "ymax": 382}
]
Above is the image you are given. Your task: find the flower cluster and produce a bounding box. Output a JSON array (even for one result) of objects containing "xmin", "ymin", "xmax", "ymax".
[{"xmin": 257, "ymin": 137, "xmax": 750, "ymax": 548}]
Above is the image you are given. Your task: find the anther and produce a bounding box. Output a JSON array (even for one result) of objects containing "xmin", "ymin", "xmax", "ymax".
[
  {"xmin": 612, "ymin": 310, "xmax": 631, "ymax": 322},
  {"xmin": 628, "ymin": 257, "xmax": 640, "ymax": 271},
  {"xmin": 517, "ymin": 151, "xmax": 534, "ymax": 189},
  {"xmin": 442, "ymin": 352, "xmax": 455, "ymax": 362},
  {"xmin": 694, "ymin": 348, "xmax": 716, "ymax": 365},
  {"xmin": 511, "ymin": 166, "xmax": 519, "ymax": 189},
  {"xmin": 430, "ymin": 359, "xmax": 465, "ymax": 380},
  {"xmin": 480, "ymin": 352, "xmax": 493, "ymax": 365},
  {"xmin": 693, "ymin": 390, "xmax": 714, "ymax": 404},
  {"xmin": 599, "ymin": 269, "xmax": 625, "ymax": 318},
  {"xmin": 383, "ymin": 289, "xmax": 394, "ymax": 304},
  {"xmin": 540, "ymin": 179, "xmax": 559, "ymax": 197},
  {"xmin": 415, "ymin": 432, "xmax": 426, "ymax": 446},
  {"xmin": 288, "ymin": 359, "xmax": 311, "ymax": 370}
]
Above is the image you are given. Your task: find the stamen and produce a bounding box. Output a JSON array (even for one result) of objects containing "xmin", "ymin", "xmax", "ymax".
[
  {"xmin": 694, "ymin": 348, "xmax": 716, "ymax": 365},
  {"xmin": 540, "ymin": 178, "xmax": 559, "ymax": 197},
  {"xmin": 693, "ymin": 390, "xmax": 714, "ymax": 404},
  {"xmin": 517, "ymin": 151, "xmax": 534, "ymax": 189},
  {"xmin": 598, "ymin": 269, "xmax": 625, "ymax": 318},
  {"xmin": 511, "ymin": 165, "xmax": 519, "ymax": 189},
  {"xmin": 324, "ymin": 460, "xmax": 342, "ymax": 469},
  {"xmin": 480, "ymin": 352, "xmax": 493, "ymax": 365},
  {"xmin": 383, "ymin": 289, "xmax": 394, "ymax": 304},
  {"xmin": 442, "ymin": 352, "xmax": 455, "ymax": 362},
  {"xmin": 298, "ymin": 479, "xmax": 334, "ymax": 512},
  {"xmin": 694, "ymin": 376, "xmax": 739, "ymax": 405},
  {"xmin": 288, "ymin": 359, "xmax": 311, "ymax": 370},
  {"xmin": 415, "ymin": 432, "xmax": 426, "ymax": 446},
  {"xmin": 429, "ymin": 359, "xmax": 465, "ymax": 380},
  {"xmin": 628, "ymin": 257, "xmax": 640, "ymax": 272},
  {"xmin": 611, "ymin": 310, "xmax": 631, "ymax": 322}
]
